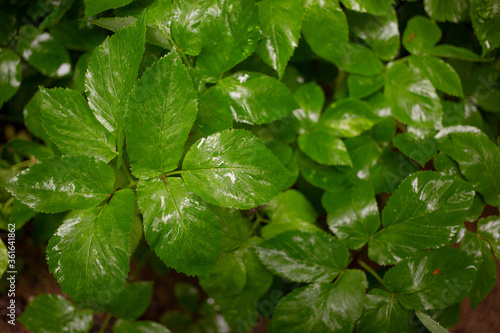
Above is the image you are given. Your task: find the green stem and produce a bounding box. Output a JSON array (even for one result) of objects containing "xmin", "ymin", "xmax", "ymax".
[
  {"xmin": 165, "ymin": 34, "xmax": 194, "ymax": 69},
  {"xmin": 98, "ymin": 312, "xmax": 112, "ymax": 333},
  {"xmin": 358, "ymin": 259, "xmax": 386, "ymax": 288},
  {"xmin": 163, "ymin": 170, "xmax": 185, "ymax": 177},
  {"xmin": 12, "ymin": 159, "xmax": 34, "ymax": 169},
  {"xmin": 3, "ymin": 197, "xmax": 14, "ymax": 209}
]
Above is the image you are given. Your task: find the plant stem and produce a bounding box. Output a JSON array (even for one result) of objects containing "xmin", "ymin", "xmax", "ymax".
[
  {"xmin": 163, "ymin": 170, "xmax": 185, "ymax": 177},
  {"xmin": 98, "ymin": 312, "xmax": 112, "ymax": 333},
  {"xmin": 358, "ymin": 259, "xmax": 386, "ymax": 288}
]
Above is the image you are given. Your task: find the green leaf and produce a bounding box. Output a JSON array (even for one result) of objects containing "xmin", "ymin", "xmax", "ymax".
[
  {"xmin": 201, "ymin": 251, "xmax": 247, "ymax": 296},
  {"xmin": 270, "ymin": 269, "xmax": 367, "ymax": 333},
  {"xmin": 47, "ymin": 189, "xmax": 135, "ymax": 311},
  {"xmin": 6, "ymin": 155, "xmax": 114, "ymax": 213},
  {"xmin": 4, "ymin": 139, "xmax": 53, "ymax": 161},
  {"xmin": 402, "ymin": 16, "xmax": 442, "ymax": 54},
  {"xmin": 478, "ymin": 216, "xmax": 500, "ymax": 260},
  {"xmin": 442, "ymin": 100, "xmax": 465, "ymax": 127},
  {"xmin": 23, "ymin": 91, "xmax": 51, "ymax": 143},
  {"xmin": 461, "ymin": 231, "xmax": 497, "ymax": 309},
  {"xmin": 291, "ymin": 82, "xmax": 324, "ymax": 134},
  {"xmin": 339, "ymin": 0, "xmax": 394, "ymax": 16},
  {"xmin": 438, "ymin": 130, "xmax": 500, "ymax": 206},
  {"xmin": 415, "ymin": 311, "xmax": 449, "ymax": 333},
  {"xmin": 215, "ymin": 72, "xmax": 298, "ymax": 125},
  {"xmin": 125, "ymin": 52, "xmax": 197, "ymax": 179},
  {"xmin": 210, "ymin": 205, "xmax": 252, "ymax": 252},
  {"xmin": 40, "ymin": 88, "xmax": 117, "ymax": 162},
  {"xmin": 298, "ymin": 130, "xmax": 352, "ymax": 166},
  {"xmin": 347, "ymin": 73, "xmax": 385, "ymax": 99},
  {"xmin": 346, "ymin": 9, "xmax": 400, "ymax": 61},
  {"xmin": 19, "ymin": 294, "xmax": 93, "ymax": 333},
  {"xmin": 195, "ymin": 86, "xmax": 233, "ymax": 136},
  {"xmin": 85, "ymin": 16, "xmax": 145, "ymax": 146},
  {"xmin": 384, "ymin": 62, "xmax": 442, "ymax": 129},
  {"xmin": 0, "ymin": 49, "xmax": 21, "ymax": 107},
  {"xmin": 16, "ymin": 25, "xmax": 71, "ymax": 78},
  {"xmin": 174, "ymin": 282, "xmax": 200, "ymax": 314},
  {"xmin": 255, "ymin": 230, "xmax": 349, "ymax": 283},
  {"xmin": 369, "ymin": 171, "xmax": 475, "ymax": 265},
  {"xmin": 108, "ymin": 282, "xmax": 154, "ymax": 319},
  {"xmin": 384, "ymin": 247, "xmax": 477, "ymax": 310},
  {"xmin": 319, "ymin": 99, "xmax": 380, "ymax": 138},
  {"xmin": 470, "ymin": 0, "xmax": 500, "ymax": 55},
  {"xmin": 429, "ymin": 44, "xmax": 491, "ymax": 62},
  {"xmin": 169, "ymin": 0, "xmax": 213, "ymax": 56},
  {"xmin": 85, "ymin": 0, "xmax": 133, "ymax": 17},
  {"xmin": 424, "ymin": 0, "xmax": 470, "ymax": 22},
  {"xmin": 408, "ymin": 55, "xmax": 463, "ymax": 97},
  {"xmin": 0, "ymin": 239, "xmax": 7, "ymax": 278},
  {"xmin": 113, "ymin": 319, "xmax": 171, "ymax": 333},
  {"xmin": 393, "ymin": 132, "xmax": 439, "ymax": 166},
  {"xmin": 357, "ymin": 289, "xmax": 408, "ymax": 333},
  {"xmin": 137, "ymin": 177, "xmax": 221, "ymax": 278},
  {"xmin": 265, "ymin": 189, "xmax": 317, "ymax": 225},
  {"xmin": 256, "ymin": 0, "xmax": 303, "ymax": 77},
  {"xmin": 322, "ymin": 179, "xmax": 380, "ymax": 250},
  {"xmin": 341, "ymin": 44, "xmax": 385, "ymax": 76},
  {"xmin": 182, "ymin": 129, "xmax": 292, "ymax": 209},
  {"xmin": 11, "ymin": 198, "xmax": 36, "ymax": 227}
]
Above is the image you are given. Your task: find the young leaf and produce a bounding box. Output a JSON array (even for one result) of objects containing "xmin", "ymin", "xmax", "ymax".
[
  {"xmin": 461, "ymin": 231, "xmax": 497, "ymax": 309},
  {"xmin": 402, "ymin": 16, "xmax": 442, "ymax": 54},
  {"xmin": 346, "ymin": 9, "xmax": 400, "ymax": 61},
  {"xmin": 256, "ymin": 0, "xmax": 303, "ymax": 78},
  {"xmin": 270, "ymin": 270, "xmax": 367, "ymax": 333},
  {"xmin": 291, "ymin": 82, "xmax": 324, "ymax": 134},
  {"xmin": 255, "ymin": 230, "xmax": 349, "ymax": 283},
  {"xmin": 423, "ymin": 0, "xmax": 469, "ymax": 23},
  {"xmin": 439, "ymin": 131, "xmax": 500, "ymax": 206},
  {"xmin": 19, "ymin": 294, "xmax": 93, "ymax": 333},
  {"xmin": 108, "ymin": 282, "xmax": 154, "ymax": 319},
  {"xmin": 85, "ymin": 16, "xmax": 145, "ymax": 142},
  {"xmin": 357, "ymin": 289, "xmax": 408, "ymax": 333},
  {"xmin": 369, "ymin": 171, "xmax": 474, "ymax": 265},
  {"xmin": 408, "ymin": 55, "xmax": 464, "ymax": 97},
  {"xmin": 113, "ymin": 319, "xmax": 171, "ymax": 333},
  {"xmin": 322, "ymin": 179, "xmax": 380, "ymax": 250},
  {"xmin": 125, "ymin": 52, "xmax": 197, "ymax": 179},
  {"xmin": 215, "ymin": 72, "xmax": 298, "ymax": 125},
  {"xmin": 40, "ymin": 88, "xmax": 117, "ymax": 162},
  {"xmin": 470, "ymin": 0, "xmax": 500, "ymax": 55},
  {"xmin": 478, "ymin": 216, "xmax": 500, "ymax": 260},
  {"xmin": 182, "ymin": 129, "xmax": 292, "ymax": 209},
  {"xmin": 16, "ymin": 25, "xmax": 71, "ymax": 78},
  {"xmin": 384, "ymin": 247, "xmax": 477, "ymax": 310},
  {"xmin": 85, "ymin": 0, "xmax": 134, "ymax": 17},
  {"xmin": 339, "ymin": 0, "xmax": 394, "ymax": 16},
  {"xmin": 385, "ymin": 62, "xmax": 443, "ymax": 129},
  {"xmin": 196, "ymin": 0, "xmax": 260, "ymax": 81},
  {"xmin": 47, "ymin": 189, "xmax": 135, "ymax": 311},
  {"xmin": 6, "ymin": 155, "xmax": 115, "ymax": 213},
  {"xmin": 0, "ymin": 49, "xmax": 21, "ymax": 107},
  {"xmin": 136, "ymin": 177, "xmax": 222, "ymax": 278},
  {"xmin": 319, "ymin": 99, "xmax": 380, "ymax": 138},
  {"xmin": 298, "ymin": 129, "xmax": 352, "ymax": 166}
]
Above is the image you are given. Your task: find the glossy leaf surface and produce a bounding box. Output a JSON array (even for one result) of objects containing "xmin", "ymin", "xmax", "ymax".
[
  {"xmin": 126, "ymin": 52, "xmax": 197, "ymax": 179},
  {"xmin": 255, "ymin": 230, "xmax": 349, "ymax": 283},
  {"xmin": 40, "ymin": 88, "xmax": 116, "ymax": 162},
  {"xmin": 369, "ymin": 171, "xmax": 474, "ymax": 265},
  {"xmin": 85, "ymin": 0, "xmax": 133, "ymax": 17},
  {"xmin": 402, "ymin": 16, "xmax": 442, "ymax": 54},
  {"xmin": 423, "ymin": 0, "xmax": 469, "ymax": 23},
  {"xmin": 182, "ymin": 129, "xmax": 291, "ymax": 209},
  {"xmin": 113, "ymin": 319, "xmax": 171, "ymax": 333},
  {"xmin": 6, "ymin": 156, "xmax": 114, "ymax": 213},
  {"xmin": 19, "ymin": 294, "xmax": 93, "ymax": 333},
  {"xmin": 270, "ymin": 270, "xmax": 367, "ymax": 333},
  {"xmin": 137, "ymin": 177, "xmax": 221, "ymax": 278},
  {"xmin": 357, "ymin": 289, "xmax": 408, "ymax": 333},
  {"xmin": 339, "ymin": 0, "xmax": 394, "ymax": 16},
  {"xmin": 47, "ymin": 189, "xmax": 135, "ymax": 311},
  {"xmin": 0, "ymin": 49, "xmax": 21, "ymax": 106},
  {"xmin": 470, "ymin": 0, "xmax": 500, "ymax": 55},
  {"xmin": 478, "ymin": 216, "xmax": 500, "ymax": 259},
  {"xmin": 298, "ymin": 130, "xmax": 352, "ymax": 166},
  {"xmin": 384, "ymin": 247, "xmax": 477, "ymax": 310}
]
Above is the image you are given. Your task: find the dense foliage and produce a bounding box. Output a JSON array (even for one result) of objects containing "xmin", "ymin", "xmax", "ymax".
[{"xmin": 1, "ymin": 0, "xmax": 500, "ymax": 332}]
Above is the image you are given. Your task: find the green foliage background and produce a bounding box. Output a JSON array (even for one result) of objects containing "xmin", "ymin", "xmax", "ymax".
[{"xmin": 1, "ymin": 0, "xmax": 500, "ymax": 332}]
